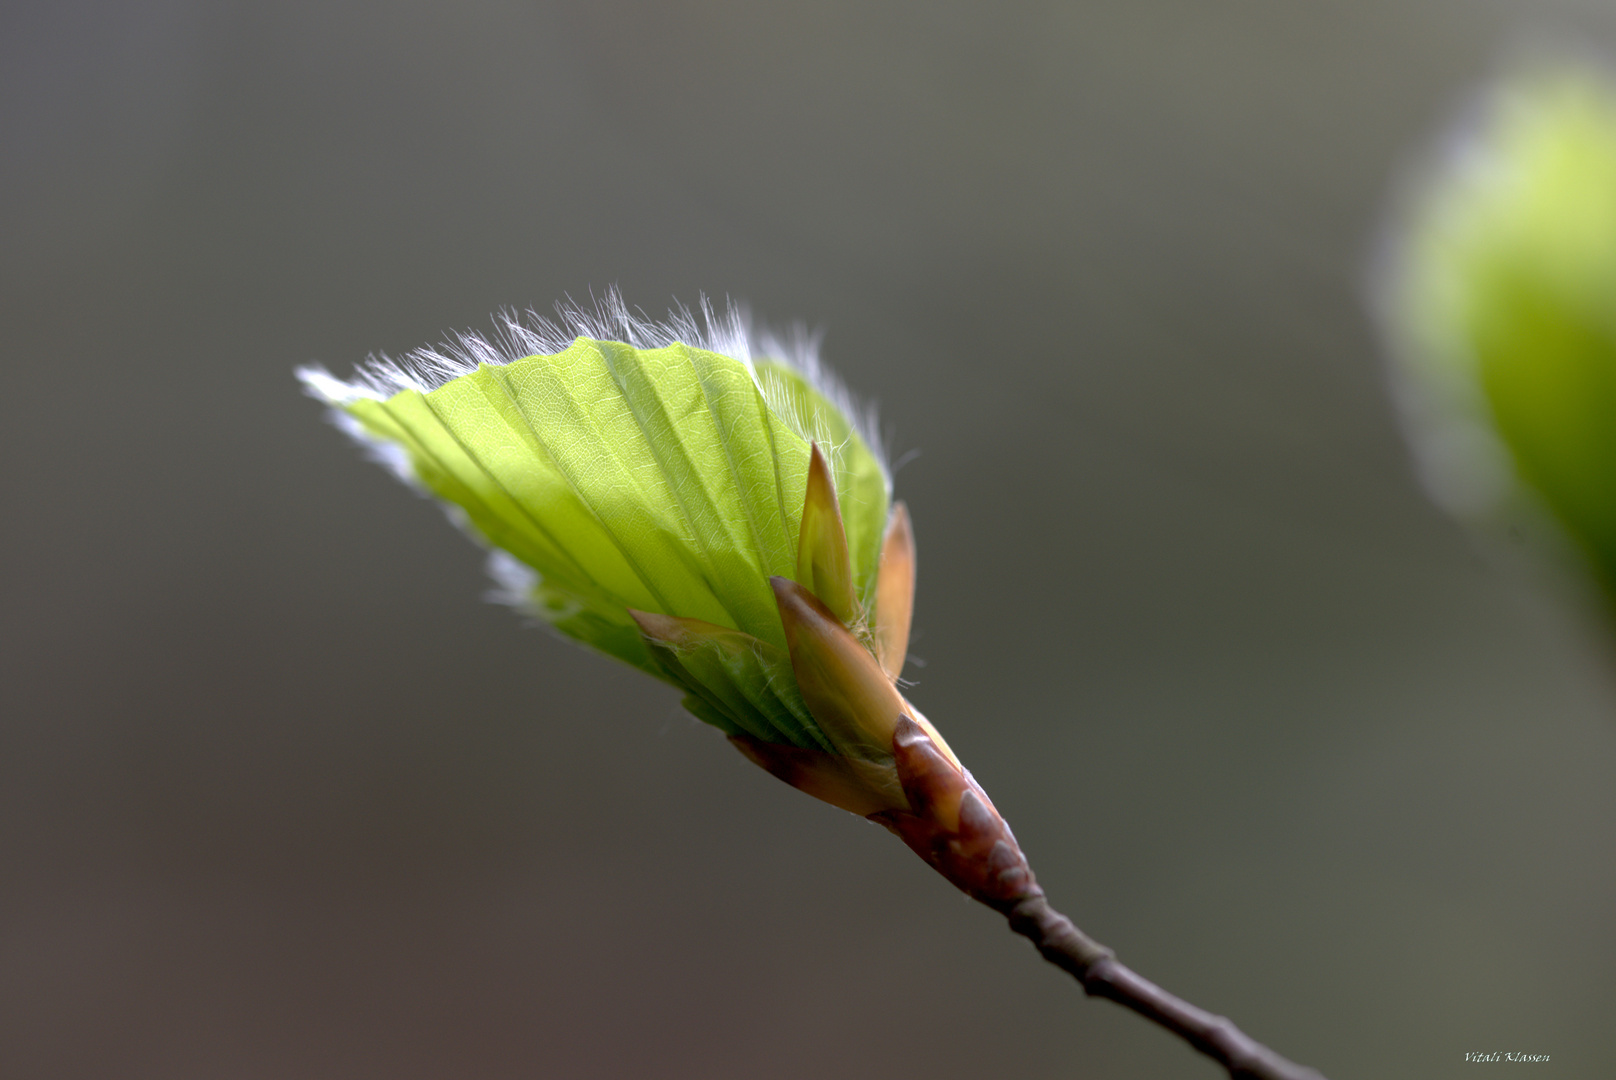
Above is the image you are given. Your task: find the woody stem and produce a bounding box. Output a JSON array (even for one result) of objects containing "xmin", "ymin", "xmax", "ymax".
[{"xmin": 1004, "ymin": 894, "xmax": 1327, "ymax": 1080}]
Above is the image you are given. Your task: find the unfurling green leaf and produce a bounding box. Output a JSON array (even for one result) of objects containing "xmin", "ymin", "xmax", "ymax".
[
  {"xmin": 299, "ymin": 298, "xmax": 896, "ymax": 765},
  {"xmin": 628, "ymin": 609, "xmax": 829, "ymax": 751}
]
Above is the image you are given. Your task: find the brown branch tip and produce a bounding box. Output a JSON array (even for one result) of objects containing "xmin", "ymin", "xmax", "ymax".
[{"xmin": 869, "ymin": 716, "xmax": 1329, "ymax": 1080}]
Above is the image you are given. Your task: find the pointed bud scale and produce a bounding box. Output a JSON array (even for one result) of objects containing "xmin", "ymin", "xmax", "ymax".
[
  {"xmin": 897, "ymin": 695, "xmax": 961, "ymax": 770},
  {"xmin": 728, "ymin": 734, "xmax": 907, "ymax": 816},
  {"xmin": 873, "ymin": 501, "xmax": 916, "ymax": 681},
  {"xmin": 870, "ymin": 716, "xmax": 1040, "ymax": 912},
  {"xmin": 771, "ymin": 576, "xmax": 907, "ymax": 761},
  {"xmin": 795, "ymin": 443, "xmax": 859, "ymax": 627},
  {"xmin": 890, "ymin": 713, "xmax": 970, "ymax": 832},
  {"xmin": 627, "ymin": 607, "xmax": 708, "ymax": 648}
]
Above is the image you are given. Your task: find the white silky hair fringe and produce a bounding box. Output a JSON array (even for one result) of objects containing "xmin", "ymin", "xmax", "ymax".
[
  {"xmin": 297, "ymin": 287, "xmax": 891, "ymax": 483},
  {"xmin": 483, "ymin": 550, "xmax": 544, "ymax": 622}
]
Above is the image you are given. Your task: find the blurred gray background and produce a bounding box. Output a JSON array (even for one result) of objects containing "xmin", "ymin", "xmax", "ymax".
[{"xmin": 4, "ymin": 2, "xmax": 1615, "ymax": 1078}]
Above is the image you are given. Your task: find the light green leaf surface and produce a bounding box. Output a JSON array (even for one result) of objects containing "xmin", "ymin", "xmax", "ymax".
[{"xmin": 338, "ymin": 336, "xmax": 890, "ymax": 749}]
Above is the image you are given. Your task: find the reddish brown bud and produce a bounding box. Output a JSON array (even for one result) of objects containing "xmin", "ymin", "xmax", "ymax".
[
  {"xmin": 891, "ymin": 712, "xmax": 969, "ymax": 832},
  {"xmin": 870, "ymin": 716, "xmax": 1041, "ymax": 912}
]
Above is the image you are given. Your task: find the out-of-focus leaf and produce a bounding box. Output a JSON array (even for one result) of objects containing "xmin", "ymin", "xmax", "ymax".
[{"xmin": 1387, "ymin": 64, "xmax": 1616, "ymax": 592}]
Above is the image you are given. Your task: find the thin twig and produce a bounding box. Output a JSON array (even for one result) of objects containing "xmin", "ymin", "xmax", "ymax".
[
  {"xmin": 1005, "ymin": 894, "xmax": 1327, "ymax": 1080},
  {"xmin": 873, "ymin": 716, "xmax": 1329, "ymax": 1080}
]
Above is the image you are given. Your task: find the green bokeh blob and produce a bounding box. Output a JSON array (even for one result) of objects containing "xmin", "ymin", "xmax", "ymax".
[{"xmin": 1395, "ymin": 67, "xmax": 1616, "ymax": 592}]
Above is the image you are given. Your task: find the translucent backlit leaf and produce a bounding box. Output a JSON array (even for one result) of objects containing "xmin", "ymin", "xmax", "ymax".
[{"xmin": 305, "ymin": 318, "xmax": 893, "ymax": 753}]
